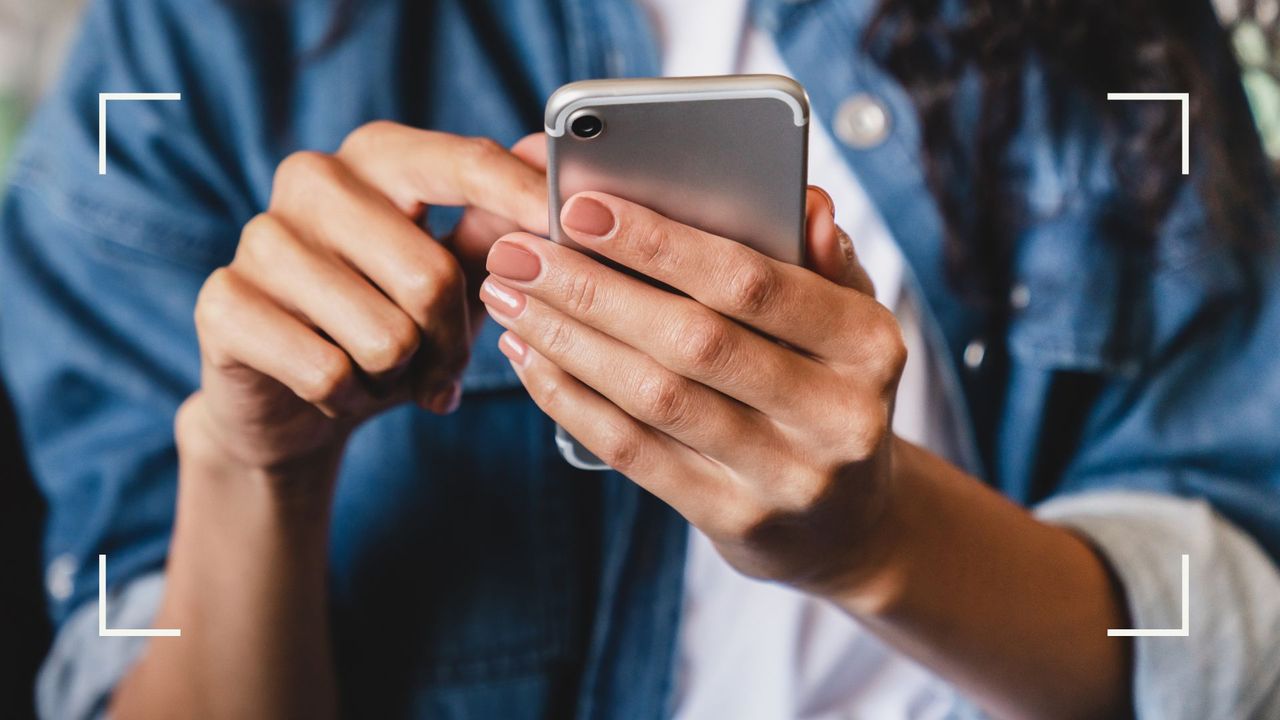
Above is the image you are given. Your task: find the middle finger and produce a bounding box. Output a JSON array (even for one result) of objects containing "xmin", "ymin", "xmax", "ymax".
[
  {"xmin": 556, "ymin": 191, "xmax": 883, "ymax": 360},
  {"xmin": 479, "ymin": 278, "xmax": 784, "ymax": 467},
  {"xmin": 484, "ymin": 232, "xmax": 835, "ymax": 427}
]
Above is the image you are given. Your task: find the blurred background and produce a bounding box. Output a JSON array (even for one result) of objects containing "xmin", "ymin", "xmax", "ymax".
[
  {"xmin": 0, "ymin": 1, "xmax": 84, "ymax": 179},
  {"xmin": 1219, "ymin": 0, "xmax": 1280, "ymax": 167},
  {"xmin": 0, "ymin": 1, "xmax": 1276, "ymax": 718},
  {"xmin": 1, "ymin": 4, "xmax": 88, "ymax": 718}
]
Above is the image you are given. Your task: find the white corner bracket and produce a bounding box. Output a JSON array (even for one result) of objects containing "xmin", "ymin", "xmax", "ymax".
[
  {"xmin": 98, "ymin": 92, "xmax": 182, "ymax": 175},
  {"xmin": 1107, "ymin": 553, "xmax": 1189, "ymax": 637},
  {"xmin": 1105, "ymin": 92, "xmax": 1190, "ymax": 176},
  {"xmin": 99, "ymin": 554, "xmax": 181, "ymax": 637}
]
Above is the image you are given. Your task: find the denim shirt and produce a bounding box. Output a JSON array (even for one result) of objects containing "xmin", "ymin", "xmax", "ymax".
[{"xmin": 3, "ymin": 0, "xmax": 1279, "ymax": 717}]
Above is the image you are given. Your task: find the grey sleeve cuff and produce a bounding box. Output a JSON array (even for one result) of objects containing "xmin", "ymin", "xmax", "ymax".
[
  {"xmin": 1039, "ymin": 491, "xmax": 1280, "ymax": 720},
  {"xmin": 38, "ymin": 494, "xmax": 1280, "ymax": 720},
  {"xmin": 947, "ymin": 491, "xmax": 1280, "ymax": 720},
  {"xmin": 37, "ymin": 572, "xmax": 165, "ymax": 720}
]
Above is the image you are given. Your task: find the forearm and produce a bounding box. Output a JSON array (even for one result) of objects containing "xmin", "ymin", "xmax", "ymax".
[
  {"xmin": 834, "ymin": 438, "xmax": 1133, "ymax": 720},
  {"xmin": 110, "ymin": 401, "xmax": 342, "ymax": 720}
]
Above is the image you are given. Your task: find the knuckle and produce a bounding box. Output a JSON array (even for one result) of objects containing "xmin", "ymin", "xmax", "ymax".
[
  {"xmin": 462, "ymin": 135, "xmax": 504, "ymax": 164},
  {"xmin": 194, "ymin": 268, "xmax": 236, "ymax": 337},
  {"xmin": 594, "ymin": 421, "xmax": 644, "ymax": 474},
  {"xmin": 673, "ymin": 313, "xmax": 730, "ymax": 373},
  {"xmin": 456, "ymin": 137, "xmax": 508, "ymax": 198},
  {"xmin": 539, "ymin": 319, "xmax": 576, "ymax": 358},
  {"xmin": 634, "ymin": 372, "xmax": 689, "ymax": 430},
  {"xmin": 340, "ymin": 120, "xmax": 399, "ymax": 155},
  {"xmin": 396, "ymin": 268, "xmax": 441, "ymax": 309},
  {"xmin": 527, "ymin": 369, "xmax": 564, "ymax": 412},
  {"xmin": 844, "ymin": 400, "xmax": 890, "ymax": 460},
  {"xmin": 629, "ymin": 221, "xmax": 672, "ymax": 269},
  {"xmin": 272, "ymin": 151, "xmax": 341, "ymax": 205},
  {"xmin": 721, "ymin": 501, "xmax": 772, "ymax": 543},
  {"xmin": 723, "ymin": 257, "xmax": 777, "ymax": 316},
  {"xmin": 839, "ymin": 307, "xmax": 910, "ymax": 394},
  {"xmin": 235, "ymin": 214, "xmax": 287, "ymax": 267},
  {"xmin": 399, "ymin": 255, "xmax": 464, "ymax": 314},
  {"xmin": 297, "ymin": 350, "xmax": 351, "ymax": 405},
  {"xmin": 778, "ymin": 471, "xmax": 831, "ymax": 513},
  {"xmin": 194, "ymin": 273, "xmax": 240, "ymax": 370},
  {"xmin": 869, "ymin": 314, "xmax": 909, "ymax": 385},
  {"xmin": 360, "ymin": 314, "xmax": 421, "ymax": 374},
  {"xmin": 562, "ymin": 270, "xmax": 601, "ymax": 316},
  {"xmin": 275, "ymin": 151, "xmax": 338, "ymax": 187}
]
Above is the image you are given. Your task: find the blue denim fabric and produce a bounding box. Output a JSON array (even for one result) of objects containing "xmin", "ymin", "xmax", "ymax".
[{"xmin": 1, "ymin": 0, "xmax": 1277, "ymax": 717}]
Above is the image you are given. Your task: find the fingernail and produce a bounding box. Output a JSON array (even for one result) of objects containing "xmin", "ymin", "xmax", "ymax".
[
  {"xmin": 498, "ymin": 332, "xmax": 528, "ymax": 367},
  {"xmin": 480, "ymin": 278, "xmax": 526, "ymax": 317},
  {"xmin": 837, "ymin": 227, "xmax": 855, "ymax": 265},
  {"xmin": 486, "ymin": 240, "xmax": 542, "ymax": 282},
  {"xmin": 429, "ymin": 381, "xmax": 462, "ymax": 414},
  {"xmin": 561, "ymin": 195, "xmax": 616, "ymax": 239},
  {"xmin": 811, "ymin": 186, "xmax": 836, "ymax": 218}
]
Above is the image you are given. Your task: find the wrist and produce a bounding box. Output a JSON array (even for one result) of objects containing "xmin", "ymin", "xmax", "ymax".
[
  {"xmin": 821, "ymin": 436, "xmax": 925, "ymax": 617},
  {"xmin": 175, "ymin": 393, "xmax": 344, "ymax": 508}
]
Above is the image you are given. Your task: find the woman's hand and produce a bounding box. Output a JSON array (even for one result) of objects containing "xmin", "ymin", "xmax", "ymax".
[
  {"xmin": 481, "ymin": 186, "xmax": 1136, "ymax": 720},
  {"xmin": 122, "ymin": 126, "xmax": 548, "ymax": 720},
  {"xmin": 480, "ymin": 186, "xmax": 908, "ymax": 598},
  {"xmin": 183, "ymin": 123, "xmax": 548, "ymax": 473}
]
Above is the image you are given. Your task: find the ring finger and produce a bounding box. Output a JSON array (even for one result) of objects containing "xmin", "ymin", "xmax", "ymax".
[
  {"xmin": 481, "ymin": 278, "xmax": 785, "ymax": 467},
  {"xmin": 498, "ymin": 332, "xmax": 723, "ymax": 513},
  {"xmin": 486, "ymin": 233, "xmax": 833, "ymax": 426}
]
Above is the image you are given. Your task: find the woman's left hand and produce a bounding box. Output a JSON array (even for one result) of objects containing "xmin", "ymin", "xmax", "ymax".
[{"xmin": 480, "ymin": 186, "xmax": 909, "ymax": 599}]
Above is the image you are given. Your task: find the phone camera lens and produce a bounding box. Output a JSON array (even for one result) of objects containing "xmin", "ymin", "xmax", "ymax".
[{"xmin": 570, "ymin": 113, "xmax": 603, "ymax": 139}]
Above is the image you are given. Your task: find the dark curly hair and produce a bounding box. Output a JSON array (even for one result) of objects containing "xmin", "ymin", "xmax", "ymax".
[
  {"xmin": 304, "ymin": 0, "xmax": 1273, "ymax": 305},
  {"xmin": 866, "ymin": 0, "xmax": 1275, "ymax": 305}
]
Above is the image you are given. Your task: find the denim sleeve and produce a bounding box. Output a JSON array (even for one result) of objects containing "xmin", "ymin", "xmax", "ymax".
[
  {"xmin": 0, "ymin": 0, "xmax": 277, "ymax": 626},
  {"xmin": 36, "ymin": 574, "xmax": 165, "ymax": 720},
  {"xmin": 948, "ymin": 491, "xmax": 1280, "ymax": 720}
]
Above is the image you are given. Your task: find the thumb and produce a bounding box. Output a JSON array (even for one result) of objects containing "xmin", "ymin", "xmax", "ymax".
[
  {"xmin": 804, "ymin": 186, "xmax": 875, "ymax": 296},
  {"xmin": 451, "ymin": 133, "xmax": 550, "ymax": 266},
  {"xmin": 450, "ymin": 207, "xmax": 515, "ymax": 340},
  {"xmin": 450, "ymin": 133, "xmax": 550, "ymax": 334},
  {"xmin": 511, "ymin": 131, "xmax": 548, "ymax": 171}
]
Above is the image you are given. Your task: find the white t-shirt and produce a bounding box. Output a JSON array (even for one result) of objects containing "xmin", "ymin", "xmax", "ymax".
[{"xmin": 635, "ymin": 1, "xmax": 960, "ymax": 717}]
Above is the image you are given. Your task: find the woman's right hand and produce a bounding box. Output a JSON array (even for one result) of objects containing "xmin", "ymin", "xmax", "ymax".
[{"xmin": 181, "ymin": 123, "xmax": 549, "ymax": 472}]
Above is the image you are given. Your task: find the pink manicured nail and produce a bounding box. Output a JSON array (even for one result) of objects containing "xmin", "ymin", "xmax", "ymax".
[
  {"xmin": 561, "ymin": 195, "xmax": 616, "ymax": 238},
  {"xmin": 480, "ymin": 278, "xmax": 526, "ymax": 317},
  {"xmin": 487, "ymin": 241, "xmax": 542, "ymax": 282},
  {"xmin": 499, "ymin": 332, "xmax": 528, "ymax": 365}
]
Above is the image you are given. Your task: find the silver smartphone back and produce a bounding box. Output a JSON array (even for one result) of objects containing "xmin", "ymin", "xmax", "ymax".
[{"xmin": 545, "ymin": 74, "xmax": 810, "ymax": 470}]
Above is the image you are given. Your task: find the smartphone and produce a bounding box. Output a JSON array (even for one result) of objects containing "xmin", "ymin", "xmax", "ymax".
[{"xmin": 545, "ymin": 74, "xmax": 810, "ymax": 470}]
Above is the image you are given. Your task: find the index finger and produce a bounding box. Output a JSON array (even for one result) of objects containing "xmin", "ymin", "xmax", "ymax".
[
  {"xmin": 556, "ymin": 191, "xmax": 881, "ymax": 357},
  {"xmin": 336, "ymin": 121, "xmax": 549, "ymax": 235}
]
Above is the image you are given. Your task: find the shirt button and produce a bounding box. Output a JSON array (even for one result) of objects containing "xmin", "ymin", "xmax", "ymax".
[
  {"xmin": 46, "ymin": 553, "xmax": 76, "ymax": 601},
  {"xmin": 963, "ymin": 339, "xmax": 987, "ymax": 370},
  {"xmin": 835, "ymin": 94, "xmax": 892, "ymax": 149},
  {"xmin": 1010, "ymin": 283, "xmax": 1031, "ymax": 310}
]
